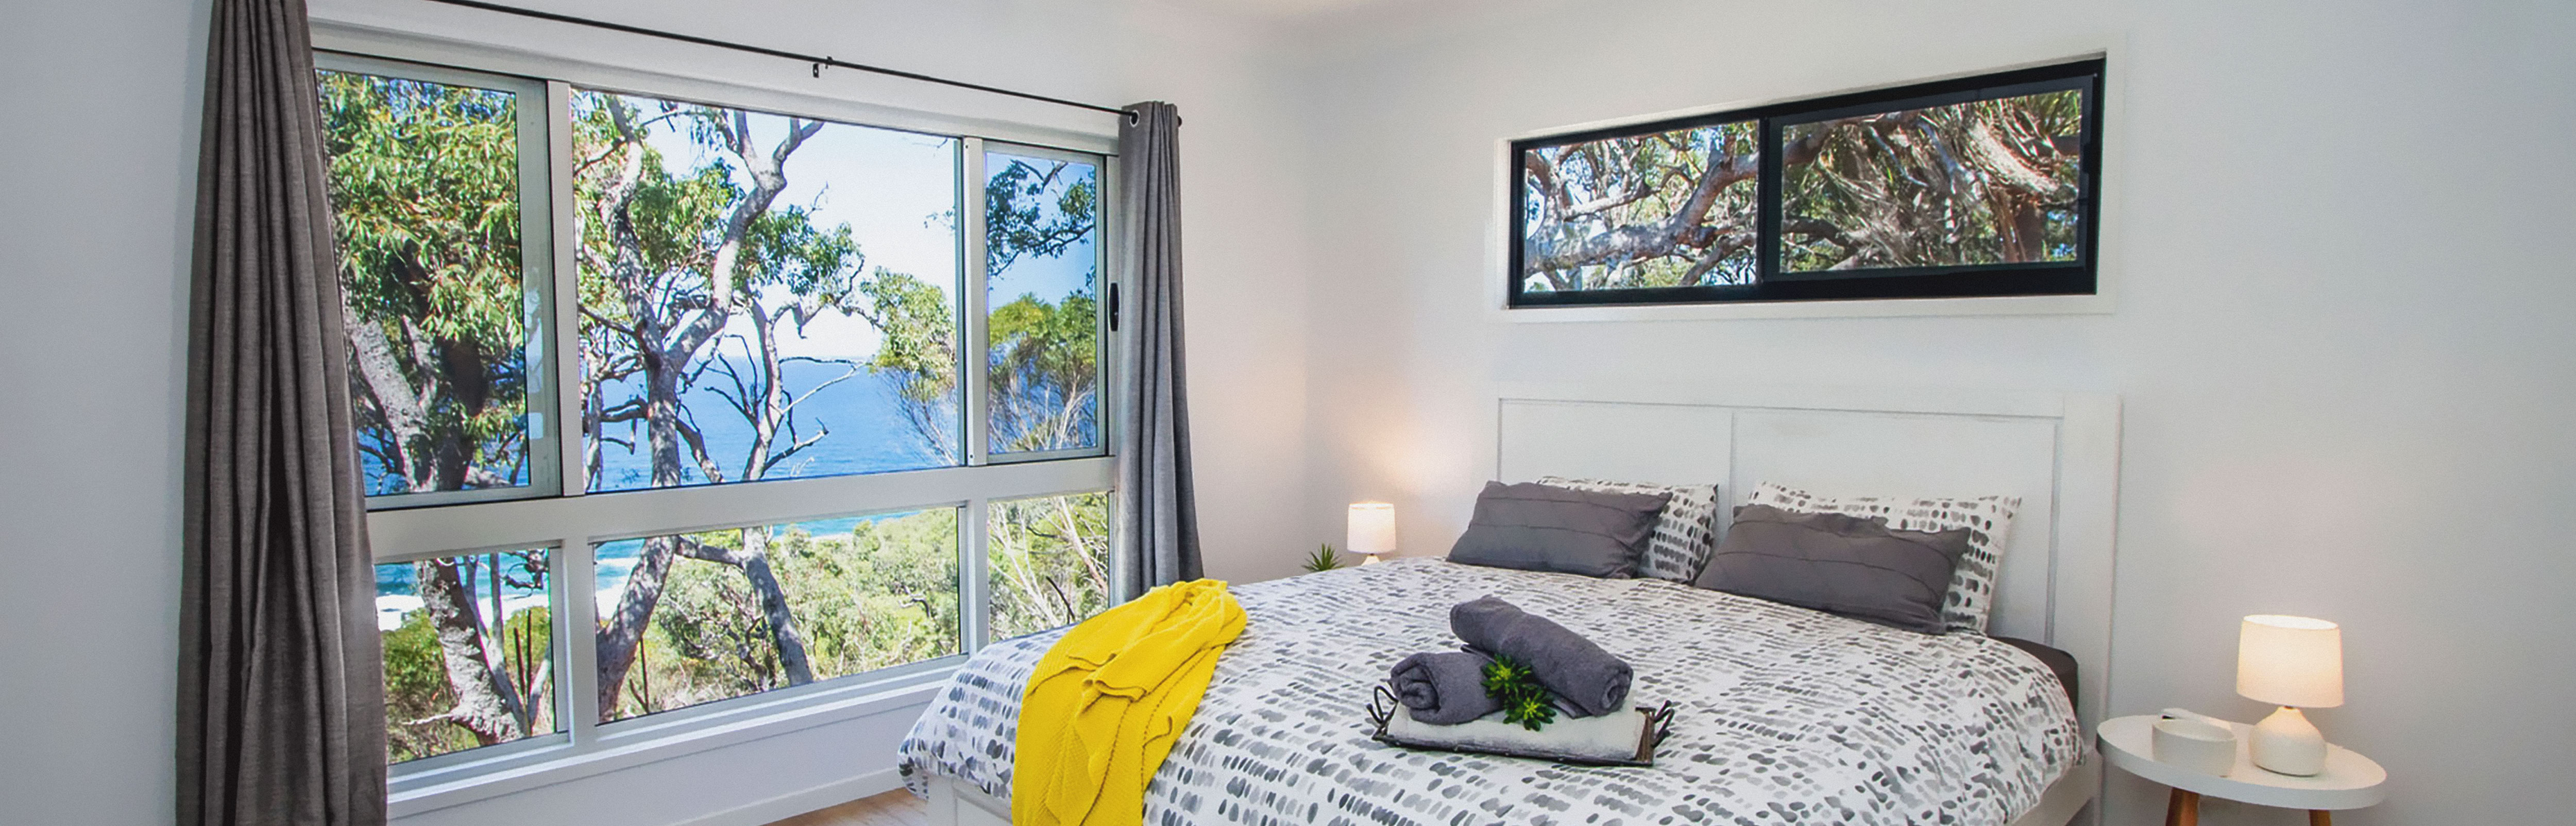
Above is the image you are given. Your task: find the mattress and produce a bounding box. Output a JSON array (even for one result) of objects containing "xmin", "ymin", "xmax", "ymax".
[{"xmin": 897, "ymin": 558, "xmax": 2084, "ymax": 825}]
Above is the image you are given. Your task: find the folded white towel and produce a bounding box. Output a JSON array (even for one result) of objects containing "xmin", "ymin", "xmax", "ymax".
[{"xmin": 1381, "ymin": 704, "xmax": 1649, "ymax": 764}]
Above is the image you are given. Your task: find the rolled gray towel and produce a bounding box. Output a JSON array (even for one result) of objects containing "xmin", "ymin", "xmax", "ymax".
[
  {"xmin": 1450, "ymin": 596, "xmax": 1631, "ymax": 717},
  {"xmin": 1389, "ymin": 650, "xmax": 1500, "ymax": 725}
]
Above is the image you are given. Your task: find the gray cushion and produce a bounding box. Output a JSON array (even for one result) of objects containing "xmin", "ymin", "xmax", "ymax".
[
  {"xmin": 1447, "ymin": 481, "xmax": 1670, "ymax": 578},
  {"xmin": 1537, "ymin": 477, "xmax": 1720, "ymax": 583},
  {"xmin": 1745, "ymin": 482, "xmax": 2019, "ymax": 635},
  {"xmin": 1693, "ymin": 504, "xmax": 1970, "ymax": 634}
]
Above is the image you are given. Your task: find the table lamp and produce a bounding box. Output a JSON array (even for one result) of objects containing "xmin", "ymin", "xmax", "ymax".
[
  {"xmin": 1346, "ymin": 502, "xmax": 1396, "ymax": 565},
  {"xmin": 2236, "ymin": 614, "xmax": 2344, "ymax": 776}
]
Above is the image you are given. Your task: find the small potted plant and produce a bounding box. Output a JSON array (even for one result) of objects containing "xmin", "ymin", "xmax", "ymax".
[{"xmin": 1301, "ymin": 543, "xmax": 1345, "ymax": 573}]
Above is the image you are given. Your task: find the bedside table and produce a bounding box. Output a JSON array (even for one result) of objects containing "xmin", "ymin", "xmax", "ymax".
[{"xmin": 2098, "ymin": 714, "xmax": 2386, "ymax": 825}]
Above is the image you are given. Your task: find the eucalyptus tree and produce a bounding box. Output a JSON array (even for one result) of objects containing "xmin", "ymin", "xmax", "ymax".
[{"xmin": 573, "ymin": 92, "xmax": 866, "ymax": 714}]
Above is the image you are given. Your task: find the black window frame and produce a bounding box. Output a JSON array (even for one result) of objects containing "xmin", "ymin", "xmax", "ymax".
[{"xmin": 1507, "ymin": 59, "xmax": 2105, "ymax": 308}]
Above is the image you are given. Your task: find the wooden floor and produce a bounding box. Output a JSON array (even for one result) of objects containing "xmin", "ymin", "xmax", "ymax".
[{"xmin": 767, "ymin": 788, "xmax": 928, "ymax": 826}]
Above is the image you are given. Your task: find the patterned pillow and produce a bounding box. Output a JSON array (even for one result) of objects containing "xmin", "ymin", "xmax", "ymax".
[
  {"xmin": 1539, "ymin": 477, "xmax": 1721, "ymax": 583},
  {"xmin": 1744, "ymin": 481, "xmax": 2021, "ymax": 634}
]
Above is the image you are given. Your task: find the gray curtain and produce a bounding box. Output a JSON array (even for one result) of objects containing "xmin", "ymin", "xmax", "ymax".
[
  {"xmin": 178, "ymin": 0, "xmax": 387, "ymax": 823},
  {"xmin": 1116, "ymin": 102, "xmax": 1203, "ymax": 592}
]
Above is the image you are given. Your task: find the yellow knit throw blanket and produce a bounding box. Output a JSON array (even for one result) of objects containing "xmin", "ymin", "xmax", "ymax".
[{"xmin": 1011, "ymin": 579, "xmax": 1247, "ymax": 826}]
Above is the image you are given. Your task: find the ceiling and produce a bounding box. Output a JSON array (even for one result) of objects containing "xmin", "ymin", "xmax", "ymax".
[{"xmin": 1164, "ymin": 0, "xmax": 1435, "ymax": 20}]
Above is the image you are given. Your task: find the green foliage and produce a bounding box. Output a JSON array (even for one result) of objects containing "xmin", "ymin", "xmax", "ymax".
[
  {"xmin": 1522, "ymin": 121, "xmax": 1760, "ymax": 292},
  {"xmin": 380, "ymin": 597, "xmax": 550, "ymax": 762},
  {"xmin": 787, "ymin": 512, "xmax": 964, "ymax": 677},
  {"xmin": 1481, "ymin": 654, "xmax": 1558, "ymax": 731},
  {"xmin": 1301, "ymin": 544, "xmax": 1344, "ymax": 573},
  {"xmin": 1782, "ymin": 89, "xmax": 2085, "ymax": 272},
  {"xmin": 985, "ymin": 158, "xmax": 1097, "ymax": 275},
  {"xmin": 608, "ymin": 511, "xmax": 964, "ymax": 720},
  {"xmin": 988, "ymin": 291, "xmax": 1099, "ymax": 452},
  {"xmin": 649, "ymin": 550, "xmax": 784, "ymax": 702},
  {"xmin": 860, "ymin": 268, "xmax": 963, "ymax": 458},
  {"xmin": 987, "ymin": 493, "xmax": 1112, "ymax": 639},
  {"xmin": 380, "ymin": 610, "xmax": 466, "ymax": 762},
  {"xmin": 319, "ymin": 70, "xmax": 531, "ymax": 493}
]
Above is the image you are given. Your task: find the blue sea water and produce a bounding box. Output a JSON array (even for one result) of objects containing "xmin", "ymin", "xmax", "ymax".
[
  {"xmin": 590, "ymin": 360, "xmax": 956, "ymax": 491},
  {"xmin": 587, "ymin": 359, "xmax": 956, "ymax": 608},
  {"xmin": 379, "ymin": 359, "xmax": 951, "ymax": 615}
]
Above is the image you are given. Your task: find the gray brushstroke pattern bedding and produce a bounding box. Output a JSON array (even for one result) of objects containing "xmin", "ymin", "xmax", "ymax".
[{"xmin": 897, "ymin": 559, "xmax": 2083, "ymax": 825}]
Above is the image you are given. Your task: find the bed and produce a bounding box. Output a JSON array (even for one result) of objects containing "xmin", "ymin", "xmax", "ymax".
[{"xmin": 899, "ymin": 382, "xmax": 2121, "ymax": 826}]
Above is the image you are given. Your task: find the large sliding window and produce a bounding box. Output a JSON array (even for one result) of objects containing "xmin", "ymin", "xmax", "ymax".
[
  {"xmin": 320, "ymin": 53, "xmax": 1120, "ymax": 779},
  {"xmin": 1509, "ymin": 59, "xmax": 2103, "ymax": 307}
]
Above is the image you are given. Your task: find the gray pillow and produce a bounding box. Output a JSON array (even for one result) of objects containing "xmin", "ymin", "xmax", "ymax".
[
  {"xmin": 1447, "ymin": 481, "xmax": 1670, "ymax": 578},
  {"xmin": 1537, "ymin": 477, "xmax": 1721, "ymax": 583},
  {"xmin": 1693, "ymin": 503, "xmax": 1970, "ymax": 634}
]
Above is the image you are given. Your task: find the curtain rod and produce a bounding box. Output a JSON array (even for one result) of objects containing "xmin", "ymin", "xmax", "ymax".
[{"xmin": 413, "ymin": 0, "xmax": 1137, "ymax": 121}]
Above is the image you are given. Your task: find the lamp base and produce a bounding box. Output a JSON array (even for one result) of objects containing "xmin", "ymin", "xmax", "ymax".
[
  {"xmin": 1360, "ymin": 553, "xmax": 1383, "ymax": 565},
  {"xmin": 2250, "ymin": 705, "xmax": 2327, "ymax": 776}
]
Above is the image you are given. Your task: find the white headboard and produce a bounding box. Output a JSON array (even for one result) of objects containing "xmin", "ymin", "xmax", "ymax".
[{"xmin": 1495, "ymin": 382, "xmax": 2121, "ymax": 727}]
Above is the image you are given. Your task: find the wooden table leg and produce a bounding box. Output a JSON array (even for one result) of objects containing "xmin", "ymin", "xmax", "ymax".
[
  {"xmin": 2310, "ymin": 811, "xmax": 2332, "ymax": 826},
  {"xmin": 2164, "ymin": 788, "xmax": 2201, "ymax": 826}
]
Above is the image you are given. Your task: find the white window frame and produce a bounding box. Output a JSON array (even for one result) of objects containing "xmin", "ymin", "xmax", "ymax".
[
  {"xmin": 315, "ymin": 42, "xmax": 1127, "ymax": 810},
  {"xmin": 322, "ymin": 54, "xmax": 564, "ymax": 510},
  {"xmin": 975, "ymin": 139, "xmax": 1115, "ymax": 466}
]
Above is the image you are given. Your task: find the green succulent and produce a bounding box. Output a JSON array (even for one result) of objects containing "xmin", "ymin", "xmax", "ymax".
[{"xmin": 1481, "ymin": 653, "xmax": 1558, "ymax": 730}]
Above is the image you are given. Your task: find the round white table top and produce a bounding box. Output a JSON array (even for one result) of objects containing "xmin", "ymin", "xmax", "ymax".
[{"xmin": 2098, "ymin": 715, "xmax": 2387, "ymax": 811}]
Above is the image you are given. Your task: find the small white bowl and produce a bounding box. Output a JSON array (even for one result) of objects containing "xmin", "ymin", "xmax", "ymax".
[{"xmin": 2151, "ymin": 717, "xmax": 2237, "ymax": 776}]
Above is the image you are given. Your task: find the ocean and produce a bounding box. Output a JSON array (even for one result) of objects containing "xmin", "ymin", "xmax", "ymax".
[{"xmin": 378, "ymin": 359, "xmax": 956, "ymax": 629}]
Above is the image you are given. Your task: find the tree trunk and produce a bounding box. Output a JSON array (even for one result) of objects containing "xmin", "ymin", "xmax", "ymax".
[
  {"xmin": 342, "ymin": 301, "xmax": 433, "ymax": 489},
  {"xmin": 416, "ymin": 558, "xmax": 527, "ymax": 743},
  {"xmin": 737, "ymin": 527, "xmax": 814, "ymax": 686},
  {"xmin": 593, "ymin": 534, "xmax": 675, "ymax": 720},
  {"xmin": 585, "ymin": 103, "xmax": 827, "ymax": 718}
]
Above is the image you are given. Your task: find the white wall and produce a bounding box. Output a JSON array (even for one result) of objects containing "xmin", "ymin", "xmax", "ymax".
[
  {"xmin": 1286, "ymin": 1, "xmax": 2576, "ymax": 824},
  {"xmin": 0, "ymin": 2, "xmax": 205, "ymax": 825},
  {"xmin": 0, "ymin": 0, "xmax": 1311, "ymax": 823}
]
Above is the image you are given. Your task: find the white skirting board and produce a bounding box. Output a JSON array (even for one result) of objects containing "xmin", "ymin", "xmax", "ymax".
[
  {"xmin": 673, "ymin": 767, "xmax": 907, "ymax": 826},
  {"xmin": 925, "ymin": 757, "xmax": 2098, "ymax": 826}
]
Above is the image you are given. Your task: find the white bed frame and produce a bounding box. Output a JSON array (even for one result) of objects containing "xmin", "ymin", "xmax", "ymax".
[{"xmin": 927, "ymin": 382, "xmax": 2120, "ymax": 826}]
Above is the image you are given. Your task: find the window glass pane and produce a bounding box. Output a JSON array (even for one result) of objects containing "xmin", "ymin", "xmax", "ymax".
[
  {"xmin": 987, "ymin": 492, "xmax": 1111, "ymax": 639},
  {"xmin": 1519, "ymin": 121, "xmax": 1759, "ymax": 293},
  {"xmin": 984, "ymin": 150, "xmax": 1101, "ymax": 455},
  {"xmin": 321, "ymin": 70, "xmax": 536, "ymax": 496},
  {"xmin": 1781, "ymin": 88, "xmax": 2086, "ymax": 272},
  {"xmin": 376, "ymin": 549, "xmax": 554, "ymax": 763},
  {"xmin": 574, "ymin": 91, "xmax": 961, "ymax": 492},
  {"xmin": 591, "ymin": 509, "xmax": 961, "ymax": 722}
]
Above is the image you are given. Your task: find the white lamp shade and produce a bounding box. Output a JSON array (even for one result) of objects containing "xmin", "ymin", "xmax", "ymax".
[
  {"xmin": 1347, "ymin": 502, "xmax": 1397, "ymax": 555},
  {"xmin": 2236, "ymin": 614, "xmax": 2344, "ymax": 708}
]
